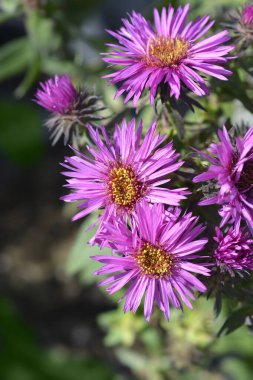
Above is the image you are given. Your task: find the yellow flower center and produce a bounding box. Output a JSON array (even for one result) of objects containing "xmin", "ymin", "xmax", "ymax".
[
  {"xmin": 107, "ymin": 165, "xmax": 144, "ymax": 208},
  {"xmin": 136, "ymin": 242, "xmax": 174, "ymax": 278},
  {"xmin": 146, "ymin": 36, "xmax": 189, "ymax": 68}
]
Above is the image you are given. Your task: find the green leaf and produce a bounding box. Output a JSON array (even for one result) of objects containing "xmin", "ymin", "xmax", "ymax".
[
  {"xmin": 14, "ymin": 57, "xmax": 41, "ymax": 98},
  {"xmin": 218, "ymin": 306, "xmax": 253, "ymax": 336},
  {"xmin": 0, "ymin": 0, "xmax": 20, "ymax": 13},
  {"xmin": 56, "ymin": 0, "xmax": 104, "ymax": 25},
  {"xmin": 0, "ymin": 38, "xmax": 33, "ymax": 81},
  {"xmin": 98, "ymin": 309, "xmax": 146, "ymax": 348},
  {"xmin": 65, "ymin": 213, "xmax": 124, "ymax": 303},
  {"xmin": 0, "ymin": 100, "xmax": 44, "ymax": 165},
  {"xmin": 65, "ymin": 212, "xmax": 111, "ymax": 284},
  {"xmin": 41, "ymin": 58, "xmax": 78, "ymax": 77},
  {"xmin": 0, "ymin": 10, "xmax": 21, "ymax": 24},
  {"xmin": 116, "ymin": 348, "xmax": 148, "ymax": 372},
  {"xmin": 26, "ymin": 10, "xmax": 61, "ymax": 53},
  {"xmin": 189, "ymin": 0, "xmax": 243, "ymax": 17}
]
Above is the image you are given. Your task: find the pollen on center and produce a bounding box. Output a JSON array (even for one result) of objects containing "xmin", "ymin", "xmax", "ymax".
[
  {"xmin": 107, "ymin": 165, "xmax": 144, "ymax": 208},
  {"xmin": 146, "ymin": 36, "xmax": 189, "ymax": 68},
  {"xmin": 136, "ymin": 242, "xmax": 175, "ymax": 278}
]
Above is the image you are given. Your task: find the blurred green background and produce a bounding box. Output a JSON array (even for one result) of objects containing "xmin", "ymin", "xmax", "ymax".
[{"xmin": 0, "ymin": 0, "xmax": 252, "ymax": 379}]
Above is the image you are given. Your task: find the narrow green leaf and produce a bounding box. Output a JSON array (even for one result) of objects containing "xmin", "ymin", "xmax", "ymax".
[
  {"xmin": 65, "ymin": 213, "xmax": 111, "ymax": 284},
  {"xmin": 14, "ymin": 57, "xmax": 41, "ymax": 98},
  {"xmin": 0, "ymin": 38, "xmax": 33, "ymax": 81},
  {"xmin": 218, "ymin": 306, "xmax": 253, "ymax": 336},
  {"xmin": 26, "ymin": 10, "xmax": 61, "ymax": 53}
]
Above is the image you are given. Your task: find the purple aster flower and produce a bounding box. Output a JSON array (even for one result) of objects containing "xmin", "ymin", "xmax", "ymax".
[
  {"xmin": 35, "ymin": 74, "xmax": 77, "ymax": 114},
  {"xmin": 226, "ymin": 4, "xmax": 253, "ymax": 49},
  {"xmin": 34, "ymin": 75, "xmax": 106, "ymax": 147},
  {"xmin": 92, "ymin": 201, "xmax": 210, "ymax": 321},
  {"xmin": 193, "ymin": 126, "xmax": 253, "ymax": 231},
  {"xmin": 213, "ymin": 226, "xmax": 253, "ymax": 275},
  {"xmin": 242, "ymin": 4, "xmax": 253, "ymax": 26},
  {"xmin": 61, "ymin": 119, "xmax": 188, "ymax": 223},
  {"xmin": 103, "ymin": 3, "xmax": 234, "ymax": 105}
]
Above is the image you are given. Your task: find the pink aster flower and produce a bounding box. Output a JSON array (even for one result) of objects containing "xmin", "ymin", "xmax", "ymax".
[
  {"xmin": 242, "ymin": 4, "xmax": 253, "ymax": 26},
  {"xmin": 34, "ymin": 75, "xmax": 106, "ymax": 147},
  {"xmin": 213, "ymin": 226, "xmax": 253, "ymax": 275},
  {"xmin": 193, "ymin": 126, "xmax": 253, "ymax": 231},
  {"xmin": 103, "ymin": 3, "xmax": 234, "ymax": 105},
  {"xmin": 92, "ymin": 202, "xmax": 210, "ymax": 321},
  {"xmin": 226, "ymin": 4, "xmax": 253, "ymax": 49},
  {"xmin": 61, "ymin": 119, "xmax": 188, "ymax": 223},
  {"xmin": 35, "ymin": 74, "xmax": 77, "ymax": 114}
]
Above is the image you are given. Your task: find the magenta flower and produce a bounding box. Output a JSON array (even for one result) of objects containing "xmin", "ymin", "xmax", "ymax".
[
  {"xmin": 226, "ymin": 4, "xmax": 253, "ymax": 49},
  {"xmin": 242, "ymin": 4, "xmax": 253, "ymax": 26},
  {"xmin": 193, "ymin": 126, "xmax": 253, "ymax": 231},
  {"xmin": 213, "ymin": 226, "xmax": 253, "ymax": 275},
  {"xmin": 35, "ymin": 76, "xmax": 105, "ymax": 147},
  {"xmin": 103, "ymin": 3, "xmax": 234, "ymax": 105},
  {"xmin": 92, "ymin": 202, "xmax": 210, "ymax": 321},
  {"xmin": 61, "ymin": 119, "xmax": 188, "ymax": 222},
  {"xmin": 35, "ymin": 74, "xmax": 77, "ymax": 114}
]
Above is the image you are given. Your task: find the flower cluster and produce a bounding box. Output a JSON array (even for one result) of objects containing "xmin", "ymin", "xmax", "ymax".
[
  {"xmin": 34, "ymin": 3, "xmax": 253, "ymax": 322},
  {"xmin": 193, "ymin": 126, "xmax": 253, "ymax": 230},
  {"xmin": 193, "ymin": 126, "xmax": 253, "ymax": 275},
  {"xmin": 60, "ymin": 118, "xmax": 211, "ymax": 321}
]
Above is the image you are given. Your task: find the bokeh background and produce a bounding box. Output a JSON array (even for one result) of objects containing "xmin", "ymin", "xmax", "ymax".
[{"xmin": 0, "ymin": 1, "xmax": 253, "ymax": 379}]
